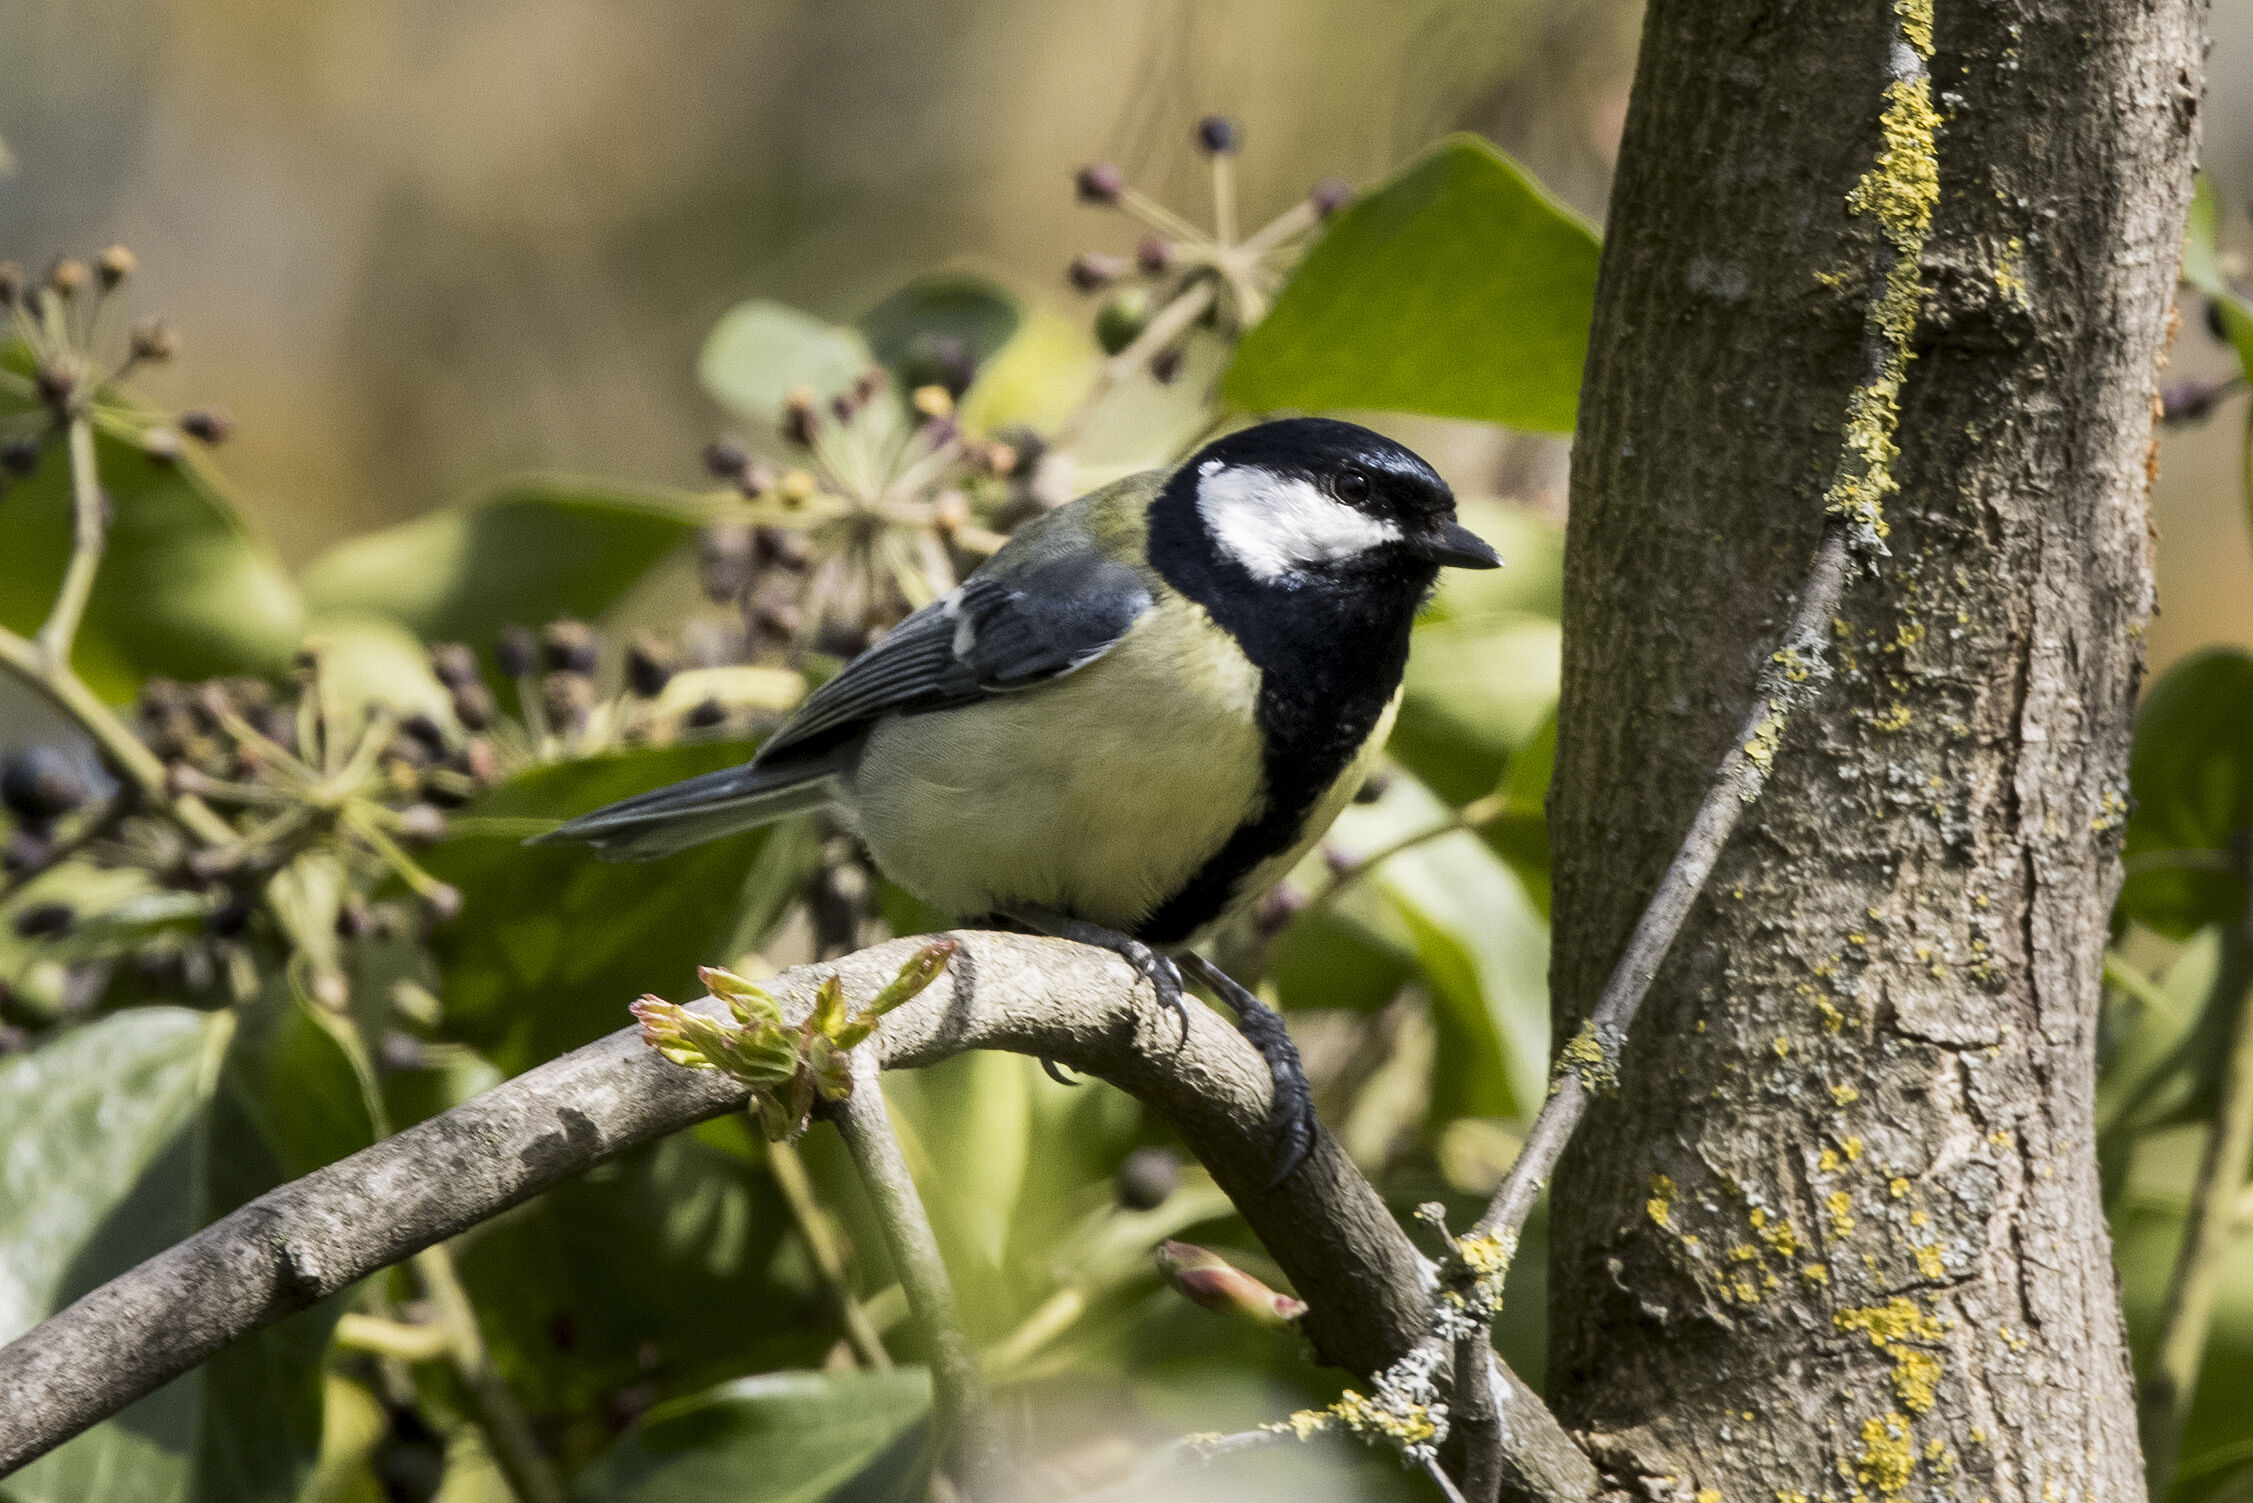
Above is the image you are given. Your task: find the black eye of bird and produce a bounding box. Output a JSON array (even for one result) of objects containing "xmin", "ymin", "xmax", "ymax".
[{"xmin": 1334, "ymin": 467, "xmax": 1371, "ymax": 505}]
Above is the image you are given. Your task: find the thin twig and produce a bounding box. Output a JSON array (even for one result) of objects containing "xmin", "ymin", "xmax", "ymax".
[
  {"xmin": 1308, "ymin": 787, "xmax": 1510, "ymax": 918},
  {"xmin": 36, "ymin": 416, "xmax": 105, "ymax": 668},
  {"xmin": 316, "ymin": 999, "xmax": 565, "ymax": 1503},
  {"xmin": 1422, "ymin": 1454, "xmax": 1474, "ymax": 1503},
  {"xmin": 412, "ymin": 1246, "xmax": 565, "ymax": 1503},
  {"xmin": 2141, "ymin": 872, "xmax": 2253, "ymax": 1497},
  {"xmin": 766, "ymin": 1135, "xmax": 893, "ymax": 1370},
  {"xmin": 1470, "ymin": 522, "xmax": 1852, "ymax": 1250},
  {"xmin": 831, "ymin": 1051, "xmax": 1002, "ymax": 1494}
]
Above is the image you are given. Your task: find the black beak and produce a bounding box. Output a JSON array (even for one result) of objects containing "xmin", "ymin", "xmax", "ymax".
[{"xmin": 1408, "ymin": 520, "xmax": 1504, "ymax": 570}]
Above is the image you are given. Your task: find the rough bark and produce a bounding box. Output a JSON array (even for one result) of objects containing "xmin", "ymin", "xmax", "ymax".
[{"xmin": 1547, "ymin": 2, "xmax": 2206, "ymax": 1500}]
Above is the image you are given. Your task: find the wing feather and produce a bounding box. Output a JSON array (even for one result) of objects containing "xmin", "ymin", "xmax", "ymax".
[{"xmin": 756, "ymin": 549, "xmax": 1153, "ymax": 765}]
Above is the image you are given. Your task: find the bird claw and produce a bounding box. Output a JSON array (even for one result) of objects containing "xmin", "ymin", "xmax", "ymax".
[
  {"xmin": 1177, "ymin": 953, "xmax": 1316, "ymax": 1189},
  {"xmin": 1007, "ymin": 909, "xmax": 1190, "ymax": 1047},
  {"xmin": 1039, "ymin": 1056, "xmax": 1080, "ymax": 1087},
  {"xmin": 1005, "ymin": 910, "xmax": 1313, "ymax": 1186}
]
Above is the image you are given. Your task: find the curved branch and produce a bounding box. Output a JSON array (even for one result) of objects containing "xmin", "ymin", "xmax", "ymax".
[{"xmin": 0, "ymin": 932, "xmax": 1595, "ymax": 1497}]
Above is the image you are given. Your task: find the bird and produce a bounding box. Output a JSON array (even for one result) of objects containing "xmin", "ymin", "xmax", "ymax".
[{"xmin": 540, "ymin": 417, "xmax": 1502, "ymax": 1182}]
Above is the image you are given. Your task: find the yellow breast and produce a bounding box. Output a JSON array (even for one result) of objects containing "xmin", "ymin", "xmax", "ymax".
[{"xmin": 845, "ymin": 598, "xmax": 1266, "ymax": 933}]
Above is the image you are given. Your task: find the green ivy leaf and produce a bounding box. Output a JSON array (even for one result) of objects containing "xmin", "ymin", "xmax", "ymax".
[
  {"xmin": 856, "ymin": 274, "xmax": 1021, "ymax": 394},
  {"xmin": 1223, "ymin": 135, "xmax": 1600, "ymax": 432},
  {"xmin": 0, "ymin": 404, "xmax": 302, "ymax": 700},
  {"xmin": 1327, "ymin": 772, "xmax": 1551, "ymax": 1123},
  {"xmin": 700, "ymin": 303, "xmax": 877, "ymax": 423},
  {"xmin": 420, "ymin": 741, "xmax": 790, "ymax": 1074},
  {"xmin": 0, "ymin": 994, "xmax": 374, "ymax": 1503},
  {"xmin": 574, "ymin": 1368, "xmax": 931, "ymax": 1503},
  {"xmin": 298, "ymin": 477, "xmax": 709, "ymax": 651},
  {"xmin": 2121, "ymin": 648, "xmax": 2253, "ymax": 936}
]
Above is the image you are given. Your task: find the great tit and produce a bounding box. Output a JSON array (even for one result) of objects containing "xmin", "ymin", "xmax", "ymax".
[{"xmin": 542, "ymin": 417, "xmax": 1501, "ymax": 1179}]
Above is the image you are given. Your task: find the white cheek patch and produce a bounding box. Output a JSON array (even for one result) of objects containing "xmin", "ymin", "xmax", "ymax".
[{"xmin": 1196, "ymin": 464, "xmax": 1399, "ymax": 581}]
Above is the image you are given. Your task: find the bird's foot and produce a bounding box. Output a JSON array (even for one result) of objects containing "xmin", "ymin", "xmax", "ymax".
[
  {"xmin": 1176, "ymin": 952, "xmax": 1315, "ymax": 1189},
  {"xmin": 1003, "ymin": 907, "xmax": 1190, "ymax": 1047}
]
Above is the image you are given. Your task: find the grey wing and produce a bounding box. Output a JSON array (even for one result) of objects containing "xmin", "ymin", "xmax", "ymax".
[{"xmin": 755, "ymin": 548, "xmax": 1153, "ymax": 766}]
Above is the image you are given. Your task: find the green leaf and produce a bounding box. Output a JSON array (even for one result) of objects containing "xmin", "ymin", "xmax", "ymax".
[
  {"xmin": 574, "ymin": 1369, "xmax": 931, "ymax": 1503},
  {"xmin": 1482, "ymin": 708, "xmax": 1555, "ymax": 918},
  {"xmin": 0, "ymin": 995, "xmax": 374, "ymax": 1503},
  {"xmin": 700, "ymin": 303, "xmax": 876, "ymax": 422},
  {"xmin": 1223, "ymin": 135, "xmax": 1600, "ymax": 432},
  {"xmin": 299, "ymin": 478, "xmax": 709, "ymax": 650},
  {"xmin": 856, "ymin": 274, "xmax": 1021, "ymax": 393},
  {"xmin": 457, "ymin": 1135, "xmax": 822, "ymax": 1431},
  {"xmin": 2183, "ymin": 176, "xmax": 2253, "ymax": 381},
  {"xmin": 1328, "ymin": 772, "xmax": 1551, "ymax": 1122},
  {"xmin": 2121, "ymin": 648, "xmax": 2253, "ymax": 936},
  {"xmin": 420, "ymin": 741, "xmax": 792, "ymax": 1073},
  {"xmin": 0, "ymin": 406, "xmax": 302, "ymax": 700}
]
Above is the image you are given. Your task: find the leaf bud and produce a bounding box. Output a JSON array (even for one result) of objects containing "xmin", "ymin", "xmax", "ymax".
[
  {"xmin": 451, "ymin": 681, "xmax": 497, "ymax": 732},
  {"xmin": 141, "ymin": 426, "xmax": 184, "ymax": 463},
  {"xmin": 428, "ymin": 642, "xmax": 480, "ymax": 690},
  {"xmin": 46, "ymin": 259, "xmax": 89, "ymax": 299},
  {"xmin": 1074, "ymin": 162, "xmax": 1125, "ymax": 204},
  {"xmin": 985, "ymin": 442, "xmax": 1019, "ymax": 477},
  {"xmin": 778, "ymin": 468, "xmax": 816, "ymax": 505},
  {"xmin": 129, "ymin": 320, "xmax": 177, "ymax": 364},
  {"xmin": 911, "ymin": 384, "xmax": 954, "ymax": 422},
  {"xmin": 179, "ymin": 410, "xmax": 233, "ymax": 444},
  {"xmin": 0, "ymin": 437, "xmax": 40, "ymax": 477},
  {"xmin": 496, "ymin": 625, "xmax": 539, "ymax": 678},
  {"xmin": 1154, "ymin": 1241, "xmax": 1305, "ymax": 1326},
  {"xmin": 96, "ymin": 245, "xmax": 137, "ymax": 288},
  {"xmin": 1068, "ymin": 251, "xmax": 1126, "ymax": 293},
  {"xmin": 1196, "ymin": 115, "xmax": 1242, "ymax": 155},
  {"xmin": 540, "ymin": 619, "xmax": 599, "ymax": 675},
  {"xmin": 1148, "ymin": 344, "xmax": 1184, "ymax": 385},
  {"xmin": 702, "ymin": 436, "xmax": 750, "ymax": 481},
  {"xmin": 1136, "ymin": 234, "xmax": 1174, "ymax": 274},
  {"xmin": 754, "ymin": 525, "xmax": 811, "ymax": 572},
  {"xmin": 1310, "ymin": 176, "xmax": 1354, "ymax": 218},
  {"xmin": 685, "ymin": 696, "xmax": 728, "ymax": 729},
  {"xmin": 0, "ymin": 262, "xmax": 20, "ymax": 308},
  {"xmin": 394, "ymin": 804, "xmax": 447, "ymax": 843},
  {"xmin": 738, "ymin": 460, "xmax": 775, "ymax": 498},
  {"xmin": 782, "ymin": 388, "xmax": 819, "ymax": 448},
  {"xmin": 699, "ymin": 523, "xmax": 754, "ymax": 603},
  {"xmin": 930, "ymin": 489, "xmax": 969, "ymax": 534},
  {"xmin": 421, "ymin": 883, "xmax": 464, "ymax": 925},
  {"xmin": 625, "ymin": 631, "xmax": 677, "ymax": 698}
]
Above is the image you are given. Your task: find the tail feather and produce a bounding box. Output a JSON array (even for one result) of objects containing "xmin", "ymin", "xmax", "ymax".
[{"xmin": 533, "ymin": 752, "xmax": 845, "ymax": 861}]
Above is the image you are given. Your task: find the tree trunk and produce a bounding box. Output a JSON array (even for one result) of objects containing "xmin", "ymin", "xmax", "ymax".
[{"xmin": 1546, "ymin": 2, "xmax": 2207, "ymax": 1499}]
